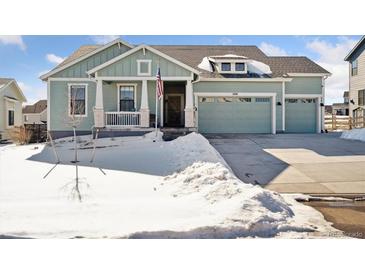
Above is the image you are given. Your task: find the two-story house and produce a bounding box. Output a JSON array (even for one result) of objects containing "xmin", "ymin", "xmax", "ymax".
[{"xmin": 345, "ymin": 36, "xmax": 365, "ymax": 121}]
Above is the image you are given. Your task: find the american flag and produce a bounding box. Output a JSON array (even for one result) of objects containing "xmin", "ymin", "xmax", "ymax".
[{"xmin": 156, "ymin": 67, "xmax": 164, "ymax": 100}]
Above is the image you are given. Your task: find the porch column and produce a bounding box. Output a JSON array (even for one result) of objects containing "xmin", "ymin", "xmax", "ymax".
[
  {"xmin": 94, "ymin": 79, "xmax": 105, "ymax": 128},
  {"xmin": 140, "ymin": 80, "xmax": 150, "ymax": 127},
  {"xmin": 184, "ymin": 80, "xmax": 195, "ymax": 128}
]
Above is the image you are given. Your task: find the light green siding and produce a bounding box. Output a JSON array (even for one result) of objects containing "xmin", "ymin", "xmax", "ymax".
[
  {"xmin": 285, "ymin": 77, "xmax": 322, "ymax": 94},
  {"xmin": 49, "ymin": 80, "xmax": 96, "ymax": 131},
  {"xmin": 285, "ymin": 99, "xmax": 317, "ymax": 133},
  {"xmin": 198, "ymin": 97, "xmax": 272, "ymax": 133},
  {"xmin": 53, "ymin": 44, "xmax": 131, "ymax": 78},
  {"xmin": 193, "ymin": 81, "xmax": 282, "ymax": 131},
  {"xmin": 97, "ymin": 49, "xmax": 191, "ymax": 77}
]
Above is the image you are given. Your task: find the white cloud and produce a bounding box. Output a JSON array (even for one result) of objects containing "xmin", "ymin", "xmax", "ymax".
[
  {"xmin": 46, "ymin": 53, "xmax": 65, "ymax": 65},
  {"xmin": 90, "ymin": 35, "xmax": 120, "ymax": 44},
  {"xmin": 306, "ymin": 37, "xmax": 357, "ymax": 103},
  {"xmin": 0, "ymin": 35, "xmax": 26, "ymax": 50},
  {"xmin": 219, "ymin": 37, "xmax": 233, "ymax": 45},
  {"xmin": 18, "ymin": 82, "xmax": 47, "ymax": 104},
  {"xmin": 259, "ymin": 42, "xmax": 288, "ymax": 56}
]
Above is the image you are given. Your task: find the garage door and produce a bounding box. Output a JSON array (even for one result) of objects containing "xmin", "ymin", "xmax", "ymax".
[
  {"xmin": 285, "ymin": 98, "xmax": 317, "ymax": 133},
  {"xmin": 198, "ymin": 96, "xmax": 272, "ymax": 133}
]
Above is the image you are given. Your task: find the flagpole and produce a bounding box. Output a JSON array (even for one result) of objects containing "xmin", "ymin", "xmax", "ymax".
[{"xmin": 155, "ymin": 82, "xmax": 158, "ymax": 138}]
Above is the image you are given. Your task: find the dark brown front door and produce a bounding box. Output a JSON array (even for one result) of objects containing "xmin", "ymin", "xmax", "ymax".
[{"xmin": 165, "ymin": 94, "xmax": 184, "ymax": 127}]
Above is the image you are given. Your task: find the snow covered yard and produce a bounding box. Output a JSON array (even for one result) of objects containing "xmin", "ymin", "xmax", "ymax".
[
  {"xmin": 0, "ymin": 132, "xmax": 339, "ymax": 238},
  {"xmin": 341, "ymin": 128, "xmax": 365, "ymax": 142}
]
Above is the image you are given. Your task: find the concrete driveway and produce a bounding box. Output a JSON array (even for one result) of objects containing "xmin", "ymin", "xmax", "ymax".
[{"xmin": 206, "ymin": 133, "xmax": 365, "ymax": 195}]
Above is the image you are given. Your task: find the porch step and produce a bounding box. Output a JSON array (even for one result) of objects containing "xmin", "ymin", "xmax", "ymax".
[{"xmin": 160, "ymin": 127, "xmax": 195, "ymax": 141}]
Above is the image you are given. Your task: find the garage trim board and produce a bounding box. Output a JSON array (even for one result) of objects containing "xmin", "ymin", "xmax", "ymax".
[{"xmin": 194, "ymin": 92, "xmax": 277, "ymax": 134}]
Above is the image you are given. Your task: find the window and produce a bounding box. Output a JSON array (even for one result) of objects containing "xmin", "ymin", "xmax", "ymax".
[
  {"xmin": 221, "ymin": 63, "xmax": 231, "ymax": 72},
  {"xmin": 351, "ymin": 59, "xmax": 358, "ymax": 76},
  {"xmin": 217, "ymin": 97, "xmax": 233, "ymax": 103},
  {"xmin": 137, "ymin": 60, "xmax": 152, "ymax": 76},
  {"xmin": 199, "ymin": 97, "xmax": 215, "ymax": 103},
  {"xmin": 8, "ymin": 110, "xmax": 14, "ymax": 126},
  {"xmin": 236, "ymin": 97, "xmax": 251, "ymax": 103},
  {"xmin": 119, "ymin": 85, "xmax": 136, "ymax": 111},
  {"xmin": 235, "ymin": 63, "xmax": 245, "ymax": 71},
  {"xmin": 69, "ymin": 84, "xmax": 87, "ymax": 116},
  {"xmin": 359, "ymin": 90, "xmax": 365, "ymax": 106},
  {"xmin": 255, "ymin": 98, "xmax": 270, "ymax": 103},
  {"xmin": 285, "ymin": 99, "xmax": 298, "ymax": 103},
  {"xmin": 24, "ymin": 115, "xmax": 28, "ymax": 122}
]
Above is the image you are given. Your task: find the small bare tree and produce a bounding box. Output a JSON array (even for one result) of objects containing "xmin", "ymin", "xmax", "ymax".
[{"xmin": 64, "ymin": 85, "xmax": 87, "ymax": 202}]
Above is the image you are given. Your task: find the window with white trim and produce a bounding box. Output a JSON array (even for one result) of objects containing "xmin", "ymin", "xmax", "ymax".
[
  {"xmin": 255, "ymin": 98, "xmax": 270, "ymax": 103},
  {"xmin": 137, "ymin": 60, "xmax": 152, "ymax": 76},
  {"xmin": 358, "ymin": 90, "xmax": 365, "ymax": 106},
  {"xmin": 69, "ymin": 84, "xmax": 87, "ymax": 116},
  {"xmin": 119, "ymin": 85, "xmax": 136, "ymax": 111},
  {"xmin": 221, "ymin": 63, "xmax": 231, "ymax": 72},
  {"xmin": 8, "ymin": 110, "xmax": 14, "ymax": 126},
  {"xmin": 351, "ymin": 59, "xmax": 358, "ymax": 76}
]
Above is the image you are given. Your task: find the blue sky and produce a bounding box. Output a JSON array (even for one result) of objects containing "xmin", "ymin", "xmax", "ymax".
[{"xmin": 0, "ymin": 35, "xmax": 361, "ymax": 105}]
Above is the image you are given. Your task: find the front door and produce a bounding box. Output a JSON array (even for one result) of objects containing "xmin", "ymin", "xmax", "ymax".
[{"xmin": 165, "ymin": 94, "xmax": 184, "ymax": 127}]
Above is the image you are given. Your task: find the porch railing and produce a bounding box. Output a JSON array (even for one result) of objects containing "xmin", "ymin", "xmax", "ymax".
[{"xmin": 105, "ymin": 111, "xmax": 141, "ymax": 127}]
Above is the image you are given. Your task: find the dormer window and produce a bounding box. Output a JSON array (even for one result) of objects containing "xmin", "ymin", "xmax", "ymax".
[
  {"xmin": 235, "ymin": 63, "xmax": 245, "ymax": 71},
  {"xmin": 218, "ymin": 61, "xmax": 247, "ymax": 74},
  {"xmin": 221, "ymin": 63, "xmax": 231, "ymax": 72}
]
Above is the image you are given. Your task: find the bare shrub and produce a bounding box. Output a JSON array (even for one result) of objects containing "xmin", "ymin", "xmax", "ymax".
[{"xmin": 7, "ymin": 126, "xmax": 32, "ymax": 145}]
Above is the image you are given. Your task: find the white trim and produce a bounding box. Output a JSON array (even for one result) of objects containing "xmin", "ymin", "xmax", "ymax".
[
  {"xmin": 6, "ymin": 104, "xmax": 15, "ymax": 129},
  {"xmin": 199, "ymin": 77, "xmax": 293, "ymax": 83},
  {"xmin": 40, "ymin": 39, "xmax": 134, "ymax": 80},
  {"xmin": 217, "ymin": 61, "xmax": 247, "ymax": 74},
  {"xmin": 137, "ymin": 59, "xmax": 152, "ymax": 76},
  {"xmin": 96, "ymin": 76, "xmax": 193, "ymax": 81},
  {"xmin": 49, "ymin": 77, "xmax": 96, "ymax": 82},
  {"xmin": 0, "ymin": 80, "xmax": 27, "ymax": 102},
  {"xmin": 194, "ymin": 92, "xmax": 277, "ymax": 134},
  {"xmin": 345, "ymin": 36, "xmax": 365, "ymax": 61},
  {"xmin": 87, "ymin": 44, "xmax": 200, "ymax": 75},
  {"xmin": 286, "ymin": 73, "xmax": 331, "ymax": 77},
  {"xmin": 117, "ymin": 83, "xmax": 138, "ymax": 111},
  {"xmin": 67, "ymin": 83, "xmax": 88, "ymax": 118},
  {"xmin": 47, "ymin": 79, "xmax": 50, "ymax": 131},
  {"xmin": 285, "ymin": 93, "xmax": 322, "ymax": 99}
]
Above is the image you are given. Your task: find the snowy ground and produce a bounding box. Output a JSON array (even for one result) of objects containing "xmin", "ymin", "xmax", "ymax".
[
  {"xmin": 0, "ymin": 132, "xmax": 340, "ymax": 238},
  {"xmin": 341, "ymin": 128, "xmax": 365, "ymax": 142}
]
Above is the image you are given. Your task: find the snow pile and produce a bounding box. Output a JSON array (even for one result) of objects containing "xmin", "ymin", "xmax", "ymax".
[
  {"xmin": 341, "ymin": 128, "xmax": 365, "ymax": 142},
  {"xmin": 246, "ymin": 60, "xmax": 272, "ymax": 75},
  {"xmin": 0, "ymin": 132, "xmax": 339, "ymax": 238}
]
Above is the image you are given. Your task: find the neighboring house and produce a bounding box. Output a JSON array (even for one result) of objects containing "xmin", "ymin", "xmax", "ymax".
[
  {"xmin": 345, "ymin": 36, "xmax": 365, "ymax": 118},
  {"xmin": 40, "ymin": 39, "xmax": 330, "ymax": 138},
  {"xmin": 23, "ymin": 100, "xmax": 47, "ymax": 125},
  {"xmin": 0, "ymin": 78, "xmax": 27, "ymax": 140},
  {"xmin": 332, "ymin": 91, "xmax": 349, "ymax": 115}
]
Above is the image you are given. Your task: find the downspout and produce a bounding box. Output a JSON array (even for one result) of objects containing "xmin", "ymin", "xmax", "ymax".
[{"xmin": 322, "ymin": 75, "xmax": 329, "ymax": 132}]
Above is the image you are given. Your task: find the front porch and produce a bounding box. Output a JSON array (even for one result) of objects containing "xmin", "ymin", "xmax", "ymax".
[{"xmin": 94, "ymin": 78, "xmax": 196, "ymax": 130}]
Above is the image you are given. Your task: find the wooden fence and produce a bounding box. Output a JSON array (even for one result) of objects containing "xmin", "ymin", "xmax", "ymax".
[{"xmin": 325, "ymin": 114, "xmax": 365, "ymax": 131}]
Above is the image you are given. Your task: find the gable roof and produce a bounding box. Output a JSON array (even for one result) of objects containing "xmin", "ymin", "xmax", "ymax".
[
  {"xmin": 23, "ymin": 99, "xmax": 47, "ymax": 114},
  {"xmin": 45, "ymin": 42, "xmax": 330, "ymax": 80},
  {"xmin": 151, "ymin": 45, "xmax": 330, "ymax": 78},
  {"xmin": 87, "ymin": 44, "xmax": 201, "ymax": 75},
  {"xmin": 40, "ymin": 38, "xmax": 133, "ymax": 80},
  {"xmin": 0, "ymin": 78, "xmax": 27, "ymax": 102},
  {"xmin": 345, "ymin": 36, "xmax": 365, "ymax": 61}
]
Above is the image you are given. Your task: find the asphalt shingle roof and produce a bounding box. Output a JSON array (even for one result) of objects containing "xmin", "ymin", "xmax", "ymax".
[
  {"xmin": 23, "ymin": 100, "xmax": 47, "ymax": 114},
  {"xmin": 54, "ymin": 44, "xmax": 330, "ymax": 78}
]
